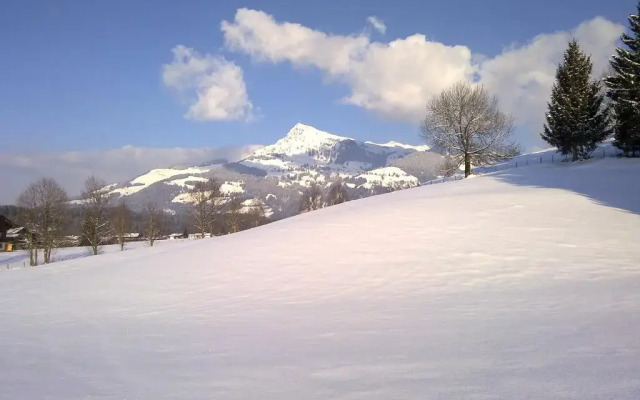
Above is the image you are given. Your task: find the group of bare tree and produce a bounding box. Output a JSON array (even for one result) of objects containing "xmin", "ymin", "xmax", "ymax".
[
  {"xmin": 79, "ymin": 175, "xmax": 168, "ymax": 250},
  {"xmin": 17, "ymin": 178, "xmax": 69, "ymax": 266},
  {"xmin": 111, "ymin": 200, "xmax": 132, "ymax": 251},
  {"xmin": 187, "ymin": 175, "xmax": 269, "ymax": 238},
  {"xmin": 13, "ymin": 174, "xmax": 174, "ymax": 265},
  {"xmin": 81, "ymin": 176, "xmax": 112, "ymax": 255},
  {"xmin": 220, "ymin": 197, "xmax": 268, "ymax": 234},
  {"xmin": 326, "ymin": 181, "xmax": 348, "ymax": 206},
  {"xmin": 189, "ymin": 178, "xmax": 222, "ymax": 238},
  {"xmin": 298, "ymin": 183, "xmax": 324, "ymax": 213},
  {"xmin": 298, "ymin": 181, "xmax": 349, "ymax": 214},
  {"xmin": 142, "ymin": 203, "xmax": 164, "ymax": 247}
]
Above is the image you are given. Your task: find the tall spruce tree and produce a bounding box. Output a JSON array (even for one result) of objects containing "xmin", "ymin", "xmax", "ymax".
[
  {"xmin": 605, "ymin": 1, "xmax": 640, "ymax": 156},
  {"xmin": 542, "ymin": 40, "xmax": 610, "ymax": 161}
]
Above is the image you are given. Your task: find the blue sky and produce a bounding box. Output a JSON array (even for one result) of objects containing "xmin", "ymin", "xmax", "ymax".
[
  {"xmin": 1, "ymin": 0, "xmax": 632, "ymax": 153},
  {"xmin": 0, "ymin": 0, "xmax": 633, "ymax": 202}
]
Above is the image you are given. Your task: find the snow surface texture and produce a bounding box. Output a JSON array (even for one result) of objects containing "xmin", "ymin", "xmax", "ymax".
[{"xmin": 1, "ymin": 158, "xmax": 640, "ymax": 399}]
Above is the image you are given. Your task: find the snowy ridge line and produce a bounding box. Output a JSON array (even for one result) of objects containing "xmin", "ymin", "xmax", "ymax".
[
  {"xmin": 421, "ymin": 143, "xmax": 623, "ymax": 186},
  {"xmin": 474, "ymin": 142, "xmax": 623, "ymax": 174},
  {"xmin": 422, "ymin": 175, "xmax": 465, "ymax": 185}
]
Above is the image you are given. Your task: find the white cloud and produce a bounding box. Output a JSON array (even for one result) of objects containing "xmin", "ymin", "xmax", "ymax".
[
  {"xmin": 367, "ymin": 16, "xmax": 386, "ymax": 34},
  {"xmin": 221, "ymin": 8, "xmax": 623, "ymax": 150},
  {"xmin": 163, "ymin": 45, "xmax": 254, "ymax": 121},
  {"xmin": 0, "ymin": 145, "xmax": 261, "ymax": 204},
  {"xmin": 222, "ymin": 9, "xmax": 474, "ymax": 121}
]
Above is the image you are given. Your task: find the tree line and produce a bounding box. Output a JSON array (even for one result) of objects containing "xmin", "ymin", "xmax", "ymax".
[
  {"xmin": 187, "ymin": 176, "xmax": 270, "ymax": 238},
  {"xmin": 9, "ymin": 171, "xmax": 357, "ymax": 267},
  {"xmin": 11, "ymin": 174, "xmax": 274, "ymax": 266},
  {"xmin": 298, "ymin": 180, "xmax": 349, "ymax": 213},
  {"xmin": 541, "ymin": 2, "xmax": 640, "ymax": 159},
  {"xmin": 421, "ymin": 2, "xmax": 640, "ymax": 172}
]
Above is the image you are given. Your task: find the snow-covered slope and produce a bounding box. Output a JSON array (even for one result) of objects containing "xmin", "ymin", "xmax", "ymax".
[
  {"xmin": 355, "ymin": 166, "xmax": 419, "ymax": 189},
  {"xmin": 111, "ymin": 166, "xmax": 215, "ymax": 196},
  {"xmin": 2, "ymin": 157, "xmax": 639, "ymax": 399}
]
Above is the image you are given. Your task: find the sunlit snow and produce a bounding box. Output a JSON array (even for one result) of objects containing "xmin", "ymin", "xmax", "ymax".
[{"xmin": 1, "ymin": 157, "xmax": 639, "ymax": 399}]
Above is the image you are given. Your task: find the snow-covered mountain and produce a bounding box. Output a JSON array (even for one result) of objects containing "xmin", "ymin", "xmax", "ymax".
[
  {"xmin": 242, "ymin": 123, "xmax": 429, "ymax": 172},
  {"xmin": 100, "ymin": 123, "xmax": 442, "ymax": 217}
]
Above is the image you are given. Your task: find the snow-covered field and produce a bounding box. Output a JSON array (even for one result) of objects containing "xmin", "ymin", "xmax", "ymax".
[
  {"xmin": 1, "ymin": 158, "xmax": 639, "ymax": 399},
  {"xmin": 0, "ymin": 240, "xmax": 186, "ymax": 271}
]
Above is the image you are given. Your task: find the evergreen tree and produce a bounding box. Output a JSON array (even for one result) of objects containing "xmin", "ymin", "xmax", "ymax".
[
  {"xmin": 605, "ymin": 2, "xmax": 640, "ymax": 156},
  {"xmin": 542, "ymin": 41, "xmax": 610, "ymax": 161}
]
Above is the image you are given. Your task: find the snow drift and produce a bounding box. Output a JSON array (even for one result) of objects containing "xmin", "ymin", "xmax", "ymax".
[{"xmin": 1, "ymin": 157, "xmax": 639, "ymax": 399}]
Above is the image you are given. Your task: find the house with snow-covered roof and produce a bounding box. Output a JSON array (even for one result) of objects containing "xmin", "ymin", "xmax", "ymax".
[{"xmin": 0, "ymin": 215, "xmax": 16, "ymax": 251}]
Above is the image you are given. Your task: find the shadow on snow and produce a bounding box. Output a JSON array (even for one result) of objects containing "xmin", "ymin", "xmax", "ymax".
[{"xmin": 491, "ymin": 157, "xmax": 640, "ymax": 216}]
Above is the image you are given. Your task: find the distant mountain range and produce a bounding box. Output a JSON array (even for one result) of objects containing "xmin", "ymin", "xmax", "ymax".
[{"xmin": 100, "ymin": 123, "xmax": 443, "ymax": 219}]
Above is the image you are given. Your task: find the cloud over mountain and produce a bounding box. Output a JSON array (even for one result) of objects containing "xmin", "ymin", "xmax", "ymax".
[{"xmin": 0, "ymin": 145, "xmax": 260, "ymax": 204}]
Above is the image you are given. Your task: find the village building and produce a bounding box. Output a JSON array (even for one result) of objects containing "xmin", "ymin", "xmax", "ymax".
[
  {"xmin": 188, "ymin": 233, "xmax": 212, "ymax": 240},
  {"xmin": 0, "ymin": 216, "xmax": 27, "ymax": 252}
]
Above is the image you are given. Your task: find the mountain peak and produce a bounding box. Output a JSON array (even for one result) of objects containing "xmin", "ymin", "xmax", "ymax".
[
  {"xmin": 249, "ymin": 123, "xmax": 351, "ymax": 159},
  {"xmin": 285, "ymin": 123, "xmax": 349, "ymax": 142}
]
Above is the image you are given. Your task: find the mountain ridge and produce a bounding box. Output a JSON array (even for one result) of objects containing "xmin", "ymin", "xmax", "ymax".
[{"xmin": 100, "ymin": 123, "xmax": 442, "ymax": 218}]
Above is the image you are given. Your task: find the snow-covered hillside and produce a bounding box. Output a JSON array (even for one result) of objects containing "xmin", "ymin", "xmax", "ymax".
[
  {"xmin": 111, "ymin": 166, "xmax": 216, "ymax": 196},
  {"xmin": 97, "ymin": 124, "xmax": 439, "ymax": 216},
  {"xmin": 2, "ymin": 157, "xmax": 639, "ymax": 399}
]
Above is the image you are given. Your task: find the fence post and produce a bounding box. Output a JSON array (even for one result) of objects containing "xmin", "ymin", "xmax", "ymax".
[
  {"xmin": 526, "ymin": 159, "xmax": 529, "ymax": 166},
  {"xmin": 540, "ymin": 156, "xmax": 542, "ymax": 163},
  {"xmin": 515, "ymin": 162, "xmax": 518, "ymax": 168}
]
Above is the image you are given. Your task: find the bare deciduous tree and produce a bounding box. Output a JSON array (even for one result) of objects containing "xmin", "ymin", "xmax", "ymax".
[
  {"xmin": 189, "ymin": 177, "xmax": 221, "ymax": 239},
  {"xmin": 17, "ymin": 178, "xmax": 68, "ymax": 265},
  {"xmin": 244, "ymin": 199, "xmax": 269, "ymax": 228},
  {"xmin": 373, "ymin": 181, "xmax": 411, "ymax": 195},
  {"xmin": 298, "ymin": 183, "xmax": 324, "ymax": 213},
  {"xmin": 225, "ymin": 196, "xmax": 244, "ymax": 234},
  {"xmin": 81, "ymin": 176, "xmax": 111, "ymax": 255},
  {"xmin": 326, "ymin": 181, "xmax": 348, "ymax": 206},
  {"xmin": 438, "ymin": 154, "xmax": 460, "ymax": 178},
  {"xmin": 143, "ymin": 203, "xmax": 164, "ymax": 247},
  {"xmin": 112, "ymin": 200, "xmax": 132, "ymax": 251},
  {"xmin": 17, "ymin": 189, "xmax": 40, "ymax": 267},
  {"xmin": 420, "ymin": 82, "xmax": 519, "ymax": 177}
]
